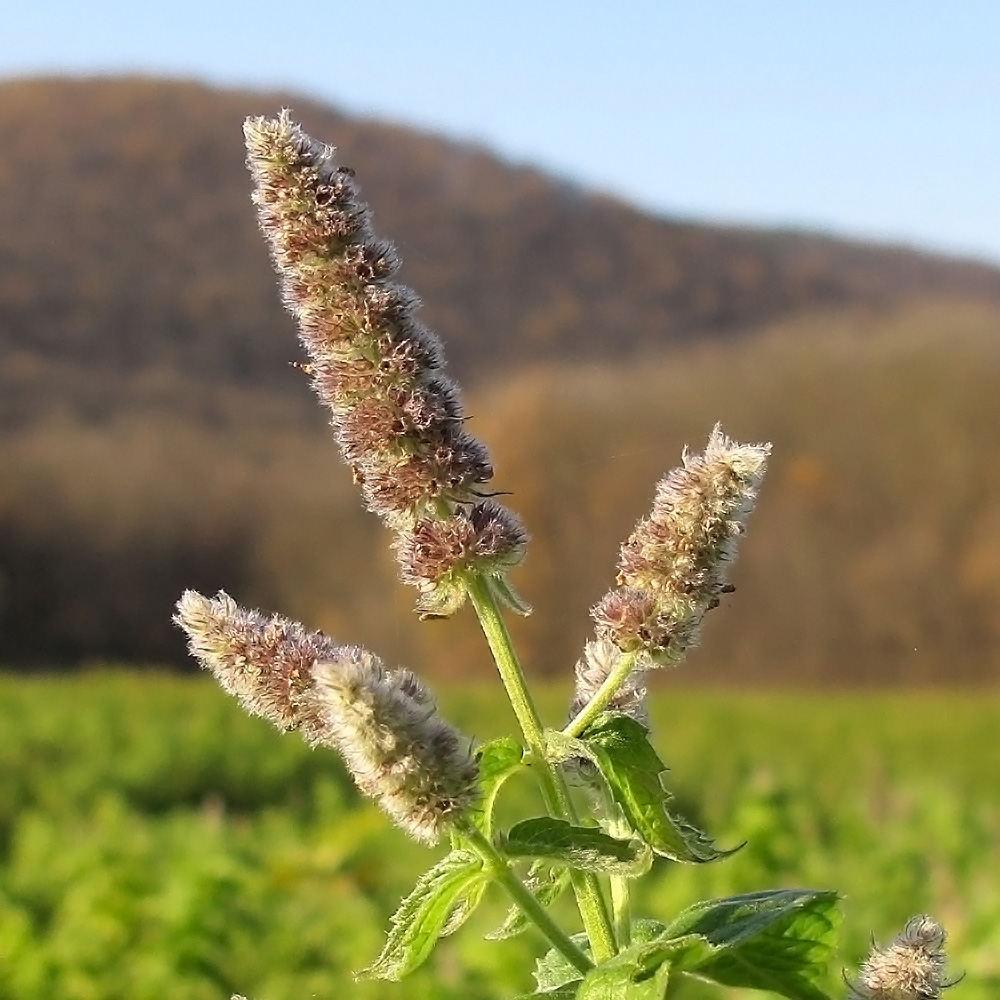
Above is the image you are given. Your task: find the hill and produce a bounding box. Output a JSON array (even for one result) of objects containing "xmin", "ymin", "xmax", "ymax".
[
  {"xmin": 1, "ymin": 76, "xmax": 998, "ymax": 683},
  {"xmin": 3, "ymin": 76, "xmax": 1000, "ymax": 426}
]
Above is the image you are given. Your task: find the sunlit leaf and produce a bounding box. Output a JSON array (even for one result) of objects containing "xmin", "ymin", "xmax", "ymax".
[
  {"xmin": 547, "ymin": 715, "xmax": 732, "ymax": 862},
  {"xmin": 502, "ymin": 816, "xmax": 649, "ymax": 874},
  {"xmin": 357, "ymin": 850, "xmax": 486, "ymax": 981}
]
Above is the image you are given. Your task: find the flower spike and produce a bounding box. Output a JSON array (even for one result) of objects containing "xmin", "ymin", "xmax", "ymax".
[
  {"xmin": 569, "ymin": 425, "xmax": 769, "ymax": 727},
  {"xmin": 174, "ymin": 590, "xmax": 477, "ymax": 843},
  {"xmin": 595, "ymin": 424, "xmax": 769, "ymax": 667},
  {"xmin": 243, "ymin": 112, "xmax": 526, "ymax": 615}
]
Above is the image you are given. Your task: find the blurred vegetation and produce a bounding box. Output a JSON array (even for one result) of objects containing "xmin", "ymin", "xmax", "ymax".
[
  {"xmin": 0, "ymin": 672, "xmax": 996, "ymax": 999},
  {"xmin": 1, "ymin": 77, "xmax": 998, "ymax": 683},
  {"xmin": 3, "ymin": 300, "xmax": 998, "ymax": 683}
]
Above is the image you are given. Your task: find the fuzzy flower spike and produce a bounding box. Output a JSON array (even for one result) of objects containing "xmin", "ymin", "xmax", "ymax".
[
  {"xmin": 849, "ymin": 915, "xmax": 952, "ymax": 1000},
  {"xmin": 243, "ymin": 112, "xmax": 527, "ymax": 616},
  {"xmin": 571, "ymin": 425, "xmax": 769, "ymax": 727},
  {"xmin": 174, "ymin": 590, "xmax": 478, "ymax": 843}
]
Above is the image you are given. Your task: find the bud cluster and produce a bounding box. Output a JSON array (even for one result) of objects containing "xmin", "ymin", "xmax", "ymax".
[
  {"xmin": 174, "ymin": 590, "xmax": 478, "ymax": 843},
  {"xmin": 243, "ymin": 113, "xmax": 526, "ymax": 612},
  {"xmin": 394, "ymin": 501, "xmax": 529, "ymax": 617}
]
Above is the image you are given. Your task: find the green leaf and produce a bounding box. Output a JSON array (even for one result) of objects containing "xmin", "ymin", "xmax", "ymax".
[
  {"xmin": 513, "ymin": 985, "xmax": 581, "ymax": 1000},
  {"xmin": 534, "ymin": 933, "xmax": 592, "ymax": 992},
  {"xmin": 664, "ymin": 889, "xmax": 841, "ymax": 1000},
  {"xmin": 470, "ymin": 736, "xmax": 525, "ymax": 838},
  {"xmin": 357, "ymin": 850, "xmax": 486, "ymax": 981},
  {"xmin": 486, "ymin": 861, "xmax": 571, "ymax": 941},
  {"xmin": 575, "ymin": 942, "xmax": 677, "ymax": 1000},
  {"xmin": 440, "ymin": 877, "xmax": 488, "ymax": 937},
  {"xmin": 547, "ymin": 715, "xmax": 732, "ymax": 863},
  {"xmin": 502, "ymin": 816, "xmax": 649, "ymax": 874}
]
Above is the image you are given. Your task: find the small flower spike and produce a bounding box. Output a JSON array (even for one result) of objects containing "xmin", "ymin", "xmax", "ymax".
[
  {"xmin": 174, "ymin": 590, "xmax": 478, "ymax": 843},
  {"xmin": 850, "ymin": 915, "xmax": 951, "ymax": 1000},
  {"xmin": 568, "ymin": 425, "xmax": 768, "ymax": 729},
  {"xmin": 593, "ymin": 424, "xmax": 770, "ymax": 667},
  {"xmin": 243, "ymin": 112, "xmax": 527, "ymax": 615}
]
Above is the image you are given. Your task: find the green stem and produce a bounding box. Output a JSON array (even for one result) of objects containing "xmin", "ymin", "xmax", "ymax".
[
  {"xmin": 465, "ymin": 573, "xmax": 617, "ymax": 962},
  {"xmin": 562, "ymin": 649, "xmax": 640, "ymax": 739},
  {"xmin": 464, "ymin": 573, "xmax": 547, "ymax": 760},
  {"xmin": 464, "ymin": 826, "xmax": 593, "ymax": 977},
  {"xmin": 605, "ymin": 795, "xmax": 633, "ymax": 947}
]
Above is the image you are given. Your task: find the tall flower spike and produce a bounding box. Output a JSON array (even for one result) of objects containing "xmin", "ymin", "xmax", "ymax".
[
  {"xmin": 243, "ymin": 112, "xmax": 527, "ymax": 615},
  {"xmin": 850, "ymin": 916, "xmax": 951, "ymax": 1000},
  {"xmin": 174, "ymin": 590, "xmax": 478, "ymax": 844},
  {"xmin": 308, "ymin": 655, "xmax": 480, "ymax": 844},
  {"xmin": 592, "ymin": 423, "xmax": 770, "ymax": 668}
]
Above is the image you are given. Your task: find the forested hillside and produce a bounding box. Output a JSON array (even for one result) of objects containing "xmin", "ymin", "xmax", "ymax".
[{"xmin": 1, "ymin": 76, "xmax": 998, "ymax": 682}]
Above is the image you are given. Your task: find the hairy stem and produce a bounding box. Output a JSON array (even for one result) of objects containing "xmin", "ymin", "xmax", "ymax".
[
  {"xmin": 464, "ymin": 825, "xmax": 593, "ymax": 977},
  {"xmin": 465, "ymin": 573, "xmax": 617, "ymax": 961},
  {"xmin": 563, "ymin": 649, "xmax": 640, "ymax": 739}
]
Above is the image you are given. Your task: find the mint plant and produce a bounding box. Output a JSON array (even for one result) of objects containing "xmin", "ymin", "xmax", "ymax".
[{"xmin": 175, "ymin": 112, "xmax": 953, "ymax": 1000}]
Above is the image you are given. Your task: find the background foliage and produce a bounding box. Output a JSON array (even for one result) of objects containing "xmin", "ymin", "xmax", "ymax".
[
  {"xmin": 4, "ymin": 299, "xmax": 997, "ymax": 683},
  {"xmin": 0, "ymin": 672, "xmax": 996, "ymax": 1000}
]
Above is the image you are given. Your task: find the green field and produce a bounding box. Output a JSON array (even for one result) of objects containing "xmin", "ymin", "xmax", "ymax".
[{"xmin": 0, "ymin": 672, "xmax": 996, "ymax": 1000}]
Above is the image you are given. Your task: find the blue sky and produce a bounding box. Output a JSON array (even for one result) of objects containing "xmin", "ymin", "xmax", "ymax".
[{"xmin": 4, "ymin": 0, "xmax": 999, "ymax": 263}]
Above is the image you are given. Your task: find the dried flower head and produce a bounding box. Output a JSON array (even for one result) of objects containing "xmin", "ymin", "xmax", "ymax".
[
  {"xmin": 850, "ymin": 915, "xmax": 950, "ymax": 1000},
  {"xmin": 309, "ymin": 655, "xmax": 480, "ymax": 844},
  {"xmin": 243, "ymin": 111, "xmax": 525, "ymax": 615},
  {"xmin": 594, "ymin": 423, "xmax": 769, "ymax": 666}
]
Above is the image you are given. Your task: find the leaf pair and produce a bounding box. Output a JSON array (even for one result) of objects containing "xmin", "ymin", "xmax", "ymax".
[{"xmin": 524, "ymin": 888, "xmax": 841, "ymax": 1000}]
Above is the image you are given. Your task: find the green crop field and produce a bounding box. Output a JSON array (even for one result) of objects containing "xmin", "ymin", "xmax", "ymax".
[{"xmin": 0, "ymin": 671, "xmax": 997, "ymax": 1000}]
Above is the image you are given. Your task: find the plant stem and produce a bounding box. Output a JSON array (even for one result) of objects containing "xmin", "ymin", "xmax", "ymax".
[
  {"xmin": 562, "ymin": 649, "xmax": 640, "ymax": 738},
  {"xmin": 464, "ymin": 573, "xmax": 547, "ymax": 759},
  {"xmin": 465, "ymin": 573, "xmax": 617, "ymax": 961},
  {"xmin": 464, "ymin": 825, "xmax": 593, "ymax": 977},
  {"xmin": 605, "ymin": 796, "xmax": 633, "ymax": 947}
]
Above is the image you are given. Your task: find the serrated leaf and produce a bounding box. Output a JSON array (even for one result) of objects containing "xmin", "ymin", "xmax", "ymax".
[
  {"xmin": 502, "ymin": 816, "xmax": 649, "ymax": 874},
  {"xmin": 534, "ymin": 933, "xmax": 592, "ymax": 992},
  {"xmin": 487, "ymin": 861, "xmax": 571, "ymax": 941},
  {"xmin": 469, "ymin": 736, "xmax": 525, "ymax": 838},
  {"xmin": 357, "ymin": 850, "xmax": 485, "ymax": 981},
  {"xmin": 547, "ymin": 715, "xmax": 731, "ymax": 863},
  {"xmin": 664, "ymin": 889, "xmax": 841, "ymax": 1000},
  {"xmin": 440, "ymin": 877, "xmax": 489, "ymax": 937}
]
